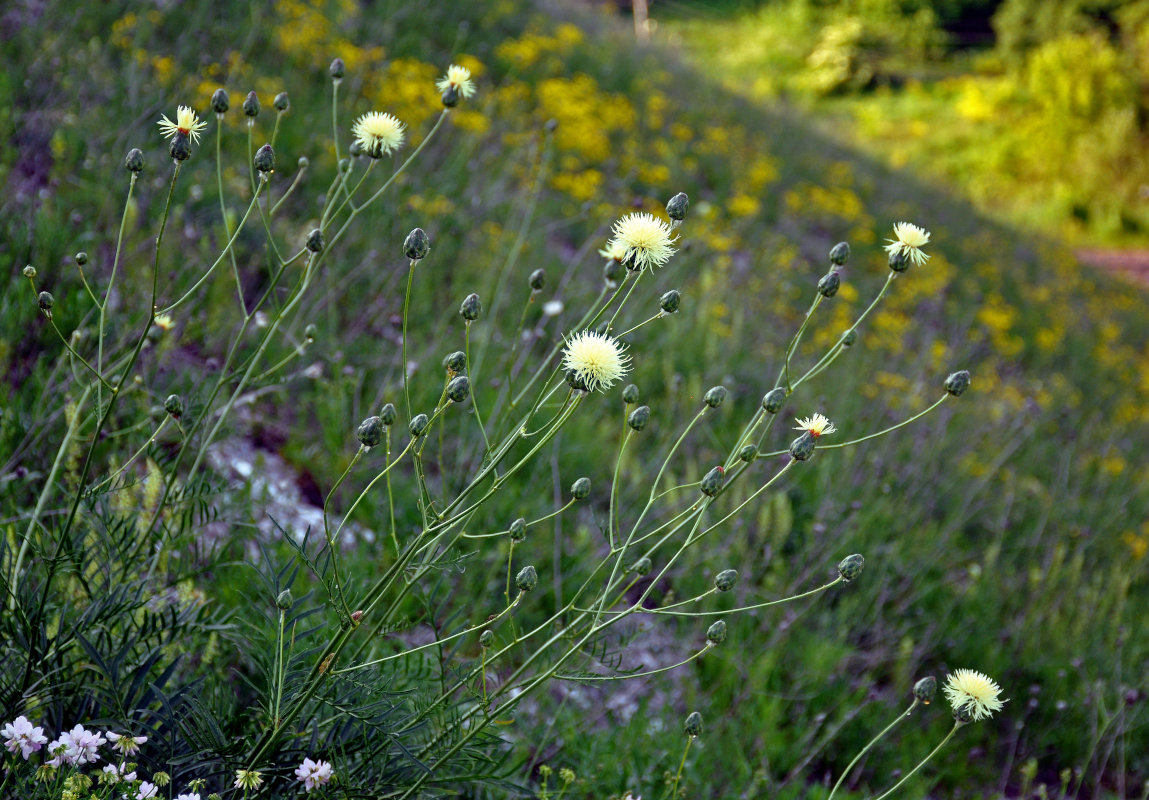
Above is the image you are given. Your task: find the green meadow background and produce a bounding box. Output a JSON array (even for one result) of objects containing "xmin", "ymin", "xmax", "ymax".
[{"xmin": 2, "ymin": 0, "xmax": 1147, "ymax": 796}]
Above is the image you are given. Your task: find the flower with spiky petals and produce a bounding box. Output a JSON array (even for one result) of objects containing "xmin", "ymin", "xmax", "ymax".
[
  {"xmin": 598, "ymin": 240, "xmax": 628, "ymax": 262},
  {"xmin": 436, "ymin": 65, "xmax": 476, "ymax": 99},
  {"xmin": 294, "ymin": 758, "xmax": 335, "ymax": 792},
  {"xmin": 794, "ymin": 413, "xmax": 836, "ymax": 438},
  {"xmin": 351, "ymin": 112, "xmax": 406, "ymax": 158},
  {"xmin": 2, "ymin": 716, "xmax": 47, "ymax": 760},
  {"xmin": 106, "ymin": 730, "xmax": 147, "ymax": 756},
  {"xmin": 561, "ymin": 330, "xmax": 631, "ymax": 393},
  {"xmin": 234, "ymin": 769, "xmax": 264, "ymax": 791},
  {"xmin": 943, "ymin": 669, "xmax": 1005, "ymax": 721},
  {"xmin": 157, "ymin": 106, "xmax": 207, "ymax": 144},
  {"xmin": 884, "ymin": 222, "xmax": 931, "ymax": 268},
  {"xmin": 607, "ymin": 212, "xmax": 677, "ymax": 271}
]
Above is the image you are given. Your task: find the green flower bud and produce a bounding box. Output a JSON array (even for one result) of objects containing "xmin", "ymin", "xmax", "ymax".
[
  {"xmin": 945, "ymin": 369, "xmax": 971, "ymax": 397},
  {"xmin": 700, "ymin": 465, "xmax": 725, "ymax": 497},
  {"xmin": 762, "ymin": 387, "xmax": 786, "ymax": 414},
  {"xmin": 357, "ymin": 415, "xmax": 384, "ymax": 447},
  {"xmin": 380, "ymin": 403, "xmax": 397, "ymax": 425},
  {"xmin": 441, "ymin": 84, "xmax": 461, "ymax": 108},
  {"xmin": 842, "ymin": 329, "xmax": 857, "ymax": 348},
  {"xmin": 305, "ymin": 228, "xmax": 324, "ymax": 253},
  {"xmin": 789, "ymin": 431, "xmax": 815, "ymax": 461},
  {"xmin": 630, "ymin": 556, "xmax": 652, "ymax": 576},
  {"xmin": 164, "ymin": 394, "xmax": 184, "ymax": 418},
  {"xmin": 276, "ymin": 589, "xmax": 293, "ymax": 610},
  {"xmin": 443, "ymin": 350, "xmax": 467, "ymax": 374},
  {"xmin": 704, "ymin": 385, "xmax": 727, "ymax": 408},
  {"xmin": 404, "ymin": 227, "xmax": 430, "ymax": 260},
  {"xmin": 529, "ymin": 268, "xmax": 546, "ymax": 290},
  {"xmin": 913, "ymin": 675, "xmax": 937, "ymax": 704},
  {"xmin": 571, "ymin": 477, "xmax": 591, "ymax": 500},
  {"xmin": 349, "ymin": 139, "xmax": 364, "ymax": 157},
  {"xmin": 22, "ymin": 265, "xmax": 36, "ymax": 279},
  {"xmin": 837, "ymin": 553, "xmax": 864, "ymax": 582},
  {"xmin": 409, "ymin": 413, "xmax": 429, "ymax": 437},
  {"xmin": 298, "ymin": 156, "xmax": 309, "ymax": 169},
  {"xmin": 660, "ymin": 289, "xmax": 681, "ymax": 314},
  {"xmin": 829, "ymin": 241, "xmax": 850, "ymax": 266},
  {"xmin": 479, "ymin": 629, "xmax": 494, "ymax": 648},
  {"xmin": 124, "ymin": 148, "xmax": 144, "ymax": 173},
  {"xmin": 628, "ymin": 405, "xmax": 650, "ymax": 431},
  {"xmin": 152, "ymin": 772, "xmax": 171, "ymax": 787},
  {"xmin": 706, "ymin": 619, "xmax": 727, "ymax": 645},
  {"xmin": 714, "ymin": 569, "xmax": 738, "ymax": 591},
  {"xmin": 516, "ymin": 565, "xmax": 538, "ymax": 592},
  {"xmin": 460, "ymin": 292, "xmax": 482, "ymax": 321},
  {"xmin": 739, "ymin": 444, "xmax": 757, "ymax": 462},
  {"xmin": 74, "ymin": 252, "xmax": 88, "ymax": 266},
  {"xmin": 666, "ymin": 192, "xmax": 690, "ymax": 221},
  {"xmin": 243, "ymin": 90, "xmax": 260, "ymax": 117},
  {"xmin": 888, "ymin": 249, "xmax": 908, "ymax": 272},
  {"xmin": 168, "ymin": 131, "xmax": 191, "ymax": 161},
  {"xmin": 339, "ymin": 157, "xmax": 351, "ymax": 173},
  {"xmin": 329, "ymin": 58, "xmax": 345, "ymax": 80},
  {"xmin": 304, "ymin": 323, "xmax": 318, "ymax": 341},
  {"xmin": 817, "ymin": 270, "xmax": 841, "ymax": 298},
  {"xmin": 559, "ymin": 767, "xmax": 576, "ymax": 784},
  {"xmin": 603, "ymin": 258, "xmax": 624, "ymax": 285},
  {"xmin": 684, "ymin": 711, "xmax": 703, "ymax": 737},
  {"xmin": 446, "ymin": 375, "xmax": 470, "ymax": 403},
  {"xmin": 211, "ymin": 88, "xmax": 230, "ymax": 114},
  {"xmin": 509, "ymin": 517, "xmax": 527, "ymax": 542},
  {"xmin": 254, "ymin": 143, "xmax": 276, "ymax": 173},
  {"xmin": 621, "ymin": 384, "xmax": 640, "ymax": 404},
  {"xmin": 37, "ymin": 291, "xmax": 54, "ymax": 311},
  {"xmin": 274, "ymin": 91, "xmax": 290, "ymax": 112}
]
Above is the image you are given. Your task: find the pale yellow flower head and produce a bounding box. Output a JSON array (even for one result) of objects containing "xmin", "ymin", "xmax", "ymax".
[
  {"xmin": 943, "ymin": 669, "xmax": 1005, "ymax": 721},
  {"xmin": 561, "ymin": 330, "xmax": 631, "ymax": 393},
  {"xmin": 598, "ymin": 240, "xmax": 629, "ymax": 262},
  {"xmin": 794, "ymin": 413, "xmax": 836, "ymax": 438},
  {"xmin": 234, "ymin": 769, "xmax": 264, "ymax": 790},
  {"xmin": 157, "ymin": 105, "xmax": 207, "ymax": 144},
  {"xmin": 436, "ymin": 64, "xmax": 476, "ymax": 99},
  {"xmin": 351, "ymin": 112, "xmax": 406, "ymax": 158},
  {"xmin": 883, "ymin": 221, "xmax": 931, "ymax": 267},
  {"xmin": 607, "ymin": 212, "xmax": 677, "ymax": 272}
]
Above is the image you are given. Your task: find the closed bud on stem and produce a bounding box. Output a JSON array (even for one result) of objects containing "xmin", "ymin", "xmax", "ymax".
[
  {"xmin": 622, "ymin": 383, "xmax": 640, "ymax": 404},
  {"xmin": 339, "ymin": 157, "xmax": 351, "ymax": 173},
  {"xmin": 888, "ymin": 249, "xmax": 908, "ymax": 272},
  {"xmin": 529, "ymin": 268, "xmax": 546, "ymax": 290},
  {"xmin": 168, "ymin": 131, "xmax": 191, "ymax": 161},
  {"xmin": 914, "ymin": 676, "xmax": 937, "ymax": 704},
  {"xmin": 945, "ymin": 369, "xmax": 971, "ymax": 397},
  {"xmin": 357, "ymin": 415, "xmax": 384, "ymax": 447},
  {"xmin": 714, "ymin": 569, "xmax": 738, "ymax": 591},
  {"xmin": 351, "ymin": 609, "xmax": 363, "ymax": 624},
  {"xmin": 509, "ymin": 518, "xmax": 527, "ymax": 542},
  {"xmin": 446, "ymin": 375, "xmax": 470, "ymax": 403},
  {"xmin": 409, "ymin": 413, "xmax": 429, "ymax": 437},
  {"xmin": 603, "ymin": 259, "xmax": 623, "ymax": 286},
  {"xmin": 739, "ymin": 444, "xmax": 757, "ymax": 462},
  {"xmin": 762, "ymin": 387, "xmax": 786, "ymax": 414},
  {"xmin": 276, "ymin": 589, "xmax": 293, "ymax": 610},
  {"xmin": 23, "ymin": 265, "xmax": 37, "ymax": 279},
  {"xmin": 304, "ymin": 324, "xmax": 317, "ymax": 342},
  {"xmin": 479, "ymin": 629, "xmax": 494, "ymax": 648},
  {"xmin": 329, "ymin": 58, "xmax": 345, "ymax": 80},
  {"xmin": 37, "ymin": 290, "xmax": 54, "ymax": 311},
  {"xmin": 707, "ymin": 620, "xmax": 727, "ymax": 645},
  {"xmin": 254, "ymin": 144, "xmax": 276, "ymax": 173},
  {"xmin": 124, "ymin": 148, "xmax": 144, "ymax": 173},
  {"xmin": 817, "ymin": 270, "xmax": 841, "ymax": 298},
  {"xmin": 829, "ymin": 241, "xmax": 850, "ymax": 266},
  {"xmin": 565, "ymin": 368, "xmax": 589, "ymax": 392},
  {"xmin": 460, "ymin": 292, "xmax": 482, "ymax": 321},
  {"xmin": 842, "ymin": 329, "xmax": 857, "ymax": 348},
  {"xmin": 243, "ymin": 90, "xmax": 260, "ymax": 117},
  {"xmin": 837, "ymin": 553, "xmax": 864, "ymax": 582},
  {"xmin": 630, "ymin": 556, "xmax": 652, "ymax": 575},
  {"xmin": 789, "ymin": 431, "xmax": 816, "ymax": 461},
  {"xmin": 274, "ymin": 92, "xmax": 289, "ymax": 111},
  {"xmin": 700, "ymin": 465, "xmax": 725, "ymax": 497},
  {"xmin": 515, "ymin": 565, "xmax": 538, "ymax": 592},
  {"xmin": 298, "ymin": 156, "xmax": 309, "ymax": 169},
  {"xmin": 443, "ymin": 350, "xmax": 467, "ymax": 374},
  {"xmin": 570, "ymin": 477, "xmax": 591, "ymax": 500},
  {"xmin": 163, "ymin": 394, "xmax": 183, "ymax": 418},
  {"xmin": 211, "ymin": 88, "xmax": 230, "ymax": 114},
  {"xmin": 704, "ymin": 385, "xmax": 727, "ymax": 408},
  {"xmin": 305, "ymin": 228, "xmax": 324, "ymax": 253},
  {"xmin": 74, "ymin": 252, "xmax": 88, "ymax": 266},
  {"xmin": 666, "ymin": 191, "xmax": 690, "ymax": 221},
  {"xmin": 404, "ymin": 227, "xmax": 430, "ymax": 260},
  {"xmin": 660, "ymin": 289, "xmax": 681, "ymax": 314},
  {"xmin": 380, "ymin": 403, "xmax": 397, "ymax": 426},
  {"xmin": 440, "ymin": 84, "xmax": 460, "ymax": 108},
  {"xmin": 684, "ymin": 711, "xmax": 703, "ymax": 737},
  {"xmin": 628, "ymin": 405, "xmax": 650, "ymax": 431}
]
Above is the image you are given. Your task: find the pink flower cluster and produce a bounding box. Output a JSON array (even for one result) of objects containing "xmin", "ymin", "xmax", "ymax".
[{"xmin": 295, "ymin": 757, "xmax": 335, "ymax": 792}]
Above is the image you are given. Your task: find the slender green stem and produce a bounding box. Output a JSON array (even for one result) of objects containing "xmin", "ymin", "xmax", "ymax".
[
  {"xmin": 819, "ymin": 395, "xmax": 949, "ymax": 450},
  {"xmin": 45, "ymin": 319, "xmax": 113, "ymax": 389},
  {"xmin": 794, "ymin": 272, "xmax": 896, "ymax": 391},
  {"xmin": 615, "ymin": 311, "xmax": 664, "ymax": 338},
  {"xmin": 216, "ymin": 118, "xmax": 246, "ymax": 311},
  {"xmin": 97, "ymin": 173, "xmax": 136, "ymax": 409},
  {"xmin": 779, "ymin": 294, "xmax": 822, "ymax": 390},
  {"xmin": 322, "ymin": 447, "xmax": 364, "ymax": 617},
  {"xmin": 869, "ymin": 722, "xmax": 962, "ymax": 800},
  {"xmin": 670, "ymin": 736, "xmax": 694, "ymax": 800},
  {"xmin": 555, "ymin": 644, "xmax": 713, "ymax": 682},
  {"xmin": 827, "ymin": 700, "xmax": 920, "ymax": 800},
  {"xmin": 401, "ymin": 261, "xmax": 416, "ymax": 419},
  {"xmin": 645, "ymin": 578, "xmax": 842, "ymax": 618}
]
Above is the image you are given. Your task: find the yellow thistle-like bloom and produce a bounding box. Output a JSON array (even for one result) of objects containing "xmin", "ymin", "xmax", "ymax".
[
  {"xmin": 153, "ymin": 313, "xmax": 174, "ymax": 332},
  {"xmin": 351, "ymin": 112, "xmax": 406, "ymax": 158},
  {"xmin": 157, "ymin": 106, "xmax": 207, "ymax": 144},
  {"xmin": 234, "ymin": 769, "xmax": 264, "ymax": 791},
  {"xmin": 598, "ymin": 240, "xmax": 628, "ymax": 262},
  {"xmin": 794, "ymin": 413, "xmax": 836, "ymax": 438},
  {"xmin": 561, "ymin": 330, "xmax": 631, "ymax": 393},
  {"xmin": 943, "ymin": 669, "xmax": 1005, "ymax": 721},
  {"xmin": 436, "ymin": 64, "xmax": 476, "ymax": 99},
  {"xmin": 607, "ymin": 212, "xmax": 677, "ymax": 272},
  {"xmin": 883, "ymin": 221, "xmax": 931, "ymax": 268}
]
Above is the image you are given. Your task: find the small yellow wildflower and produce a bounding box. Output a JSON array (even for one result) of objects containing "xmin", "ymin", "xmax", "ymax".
[
  {"xmin": 607, "ymin": 212, "xmax": 676, "ymax": 272},
  {"xmin": 884, "ymin": 222, "xmax": 931, "ymax": 268},
  {"xmin": 351, "ymin": 112, "xmax": 406, "ymax": 158},
  {"xmin": 157, "ymin": 106, "xmax": 207, "ymax": 144},
  {"xmin": 436, "ymin": 64, "xmax": 476, "ymax": 99},
  {"xmin": 943, "ymin": 669, "xmax": 1005, "ymax": 721},
  {"xmin": 793, "ymin": 413, "xmax": 836, "ymax": 438},
  {"xmin": 561, "ymin": 330, "xmax": 631, "ymax": 393}
]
